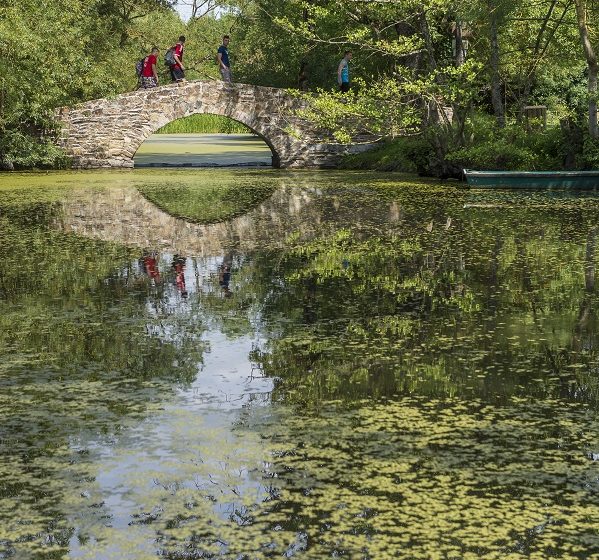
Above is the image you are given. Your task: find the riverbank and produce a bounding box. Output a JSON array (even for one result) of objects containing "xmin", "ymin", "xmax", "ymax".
[{"xmin": 339, "ymin": 121, "xmax": 599, "ymax": 177}]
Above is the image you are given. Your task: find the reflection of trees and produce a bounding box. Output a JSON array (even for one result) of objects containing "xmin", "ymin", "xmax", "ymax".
[
  {"xmin": 208, "ymin": 192, "xmax": 599, "ymax": 406},
  {"xmin": 573, "ymin": 227, "xmax": 597, "ymax": 349},
  {"xmin": 0, "ymin": 204, "xmax": 205, "ymax": 557},
  {"xmin": 5, "ymin": 186, "xmax": 599, "ymax": 557}
]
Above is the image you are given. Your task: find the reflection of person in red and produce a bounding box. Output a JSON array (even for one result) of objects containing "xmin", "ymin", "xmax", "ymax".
[
  {"xmin": 172, "ymin": 255, "xmax": 188, "ymax": 297},
  {"xmin": 143, "ymin": 252, "xmax": 161, "ymax": 284}
]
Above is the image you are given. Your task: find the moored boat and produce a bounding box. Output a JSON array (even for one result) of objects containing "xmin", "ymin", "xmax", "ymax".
[{"xmin": 464, "ymin": 169, "xmax": 599, "ymax": 189}]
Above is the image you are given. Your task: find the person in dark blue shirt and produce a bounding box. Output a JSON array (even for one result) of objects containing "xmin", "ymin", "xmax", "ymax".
[{"xmin": 217, "ymin": 35, "xmax": 232, "ymax": 82}]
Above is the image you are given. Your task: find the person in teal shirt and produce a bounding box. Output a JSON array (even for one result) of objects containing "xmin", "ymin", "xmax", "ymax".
[{"xmin": 337, "ymin": 50, "xmax": 352, "ymax": 92}]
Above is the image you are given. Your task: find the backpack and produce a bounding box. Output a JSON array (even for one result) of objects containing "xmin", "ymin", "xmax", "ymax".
[
  {"xmin": 135, "ymin": 57, "xmax": 145, "ymax": 77},
  {"xmin": 164, "ymin": 48, "xmax": 176, "ymax": 67}
]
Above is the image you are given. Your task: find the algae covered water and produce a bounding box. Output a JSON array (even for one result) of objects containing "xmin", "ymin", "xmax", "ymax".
[
  {"xmin": 0, "ymin": 169, "xmax": 598, "ymax": 559},
  {"xmin": 133, "ymin": 134, "xmax": 272, "ymax": 168}
]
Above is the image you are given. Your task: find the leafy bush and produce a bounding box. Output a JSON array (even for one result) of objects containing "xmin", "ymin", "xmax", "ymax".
[
  {"xmin": 579, "ymin": 136, "xmax": 599, "ymax": 169},
  {"xmin": 446, "ymin": 141, "xmax": 537, "ymax": 170},
  {"xmin": 447, "ymin": 125, "xmax": 565, "ymax": 170},
  {"xmin": 342, "ymin": 112, "xmax": 573, "ymax": 175},
  {"xmin": 0, "ymin": 130, "xmax": 70, "ymax": 170},
  {"xmin": 446, "ymin": 115, "xmax": 566, "ymax": 171},
  {"xmin": 340, "ymin": 136, "xmax": 434, "ymax": 173}
]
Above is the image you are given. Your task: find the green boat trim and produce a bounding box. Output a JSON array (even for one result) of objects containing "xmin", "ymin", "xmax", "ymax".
[{"xmin": 464, "ymin": 169, "xmax": 599, "ymax": 189}]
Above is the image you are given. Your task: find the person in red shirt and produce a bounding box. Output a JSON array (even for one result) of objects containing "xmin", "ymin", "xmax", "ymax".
[
  {"xmin": 143, "ymin": 253, "xmax": 161, "ymax": 283},
  {"xmin": 141, "ymin": 47, "xmax": 159, "ymax": 88},
  {"xmin": 172, "ymin": 255, "xmax": 187, "ymax": 297},
  {"xmin": 170, "ymin": 36, "xmax": 186, "ymax": 82}
]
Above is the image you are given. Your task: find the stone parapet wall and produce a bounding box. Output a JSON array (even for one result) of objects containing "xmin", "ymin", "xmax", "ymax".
[{"xmin": 56, "ymin": 80, "xmax": 372, "ymax": 169}]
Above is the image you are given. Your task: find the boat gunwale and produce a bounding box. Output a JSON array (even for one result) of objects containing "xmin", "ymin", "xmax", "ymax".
[{"xmin": 464, "ymin": 169, "xmax": 599, "ymax": 179}]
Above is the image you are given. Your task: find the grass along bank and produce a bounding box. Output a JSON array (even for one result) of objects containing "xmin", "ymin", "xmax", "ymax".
[{"xmin": 156, "ymin": 114, "xmax": 251, "ymax": 135}]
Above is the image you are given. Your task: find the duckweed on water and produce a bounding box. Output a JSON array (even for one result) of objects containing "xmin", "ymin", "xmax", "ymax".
[{"xmin": 1, "ymin": 171, "xmax": 599, "ymax": 558}]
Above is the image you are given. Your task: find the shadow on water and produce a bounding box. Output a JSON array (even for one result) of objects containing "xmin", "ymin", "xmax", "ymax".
[{"xmin": 1, "ymin": 174, "xmax": 599, "ymax": 558}]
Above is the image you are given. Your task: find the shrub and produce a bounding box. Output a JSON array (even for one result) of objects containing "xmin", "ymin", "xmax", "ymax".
[
  {"xmin": 340, "ymin": 136, "xmax": 434, "ymax": 173},
  {"xmin": 341, "ymin": 112, "xmax": 573, "ymax": 175},
  {"xmin": 579, "ymin": 136, "xmax": 599, "ymax": 169},
  {"xmin": 0, "ymin": 130, "xmax": 70, "ymax": 170},
  {"xmin": 447, "ymin": 115, "xmax": 566, "ymax": 171},
  {"xmin": 446, "ymin": 140, "xmax": 537, "ymax": 170}
]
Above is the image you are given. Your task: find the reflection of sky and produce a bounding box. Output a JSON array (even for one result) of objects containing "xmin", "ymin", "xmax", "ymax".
[
  {"xmin": 69, "ymin": 254, "xmax": 274, "ymax": 558},
  {"xmin": 70, "ymin": 324, "xmax": 272, "ymax": 559}
]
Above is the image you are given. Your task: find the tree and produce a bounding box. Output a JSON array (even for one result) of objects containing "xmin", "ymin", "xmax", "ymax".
[
  {"xmin": 0, "ymin": 0, "xmax": 181, "ymax": 168},
  {"xmin": 96, "ymin": 0, "xmax": 176, "ymax": 46},
  {"xmin": 573, "ymin": 0, "xmax": 599, "ymax": 137}
]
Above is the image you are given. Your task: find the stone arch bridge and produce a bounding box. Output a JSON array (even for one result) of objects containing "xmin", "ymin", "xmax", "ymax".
[{"xmin": 56, "ymin": 80, "xmax": 371, "ymax": 169}]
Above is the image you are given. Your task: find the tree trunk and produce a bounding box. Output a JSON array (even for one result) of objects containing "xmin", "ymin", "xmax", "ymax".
[
  {"xmin": 419, "ymin": 11, "xmax": 462, "ymax": 178},
  {"xmin": 298, "ymin": 0, "xmax": 315, "ymax": 90},
  {"xmin": 419, "ymin": 10, "xmax": 437, "ymax": 73},
  {"xmin": 574, "ymin": 0, "xmax": 599, "ymax": 138},
  {"xmin": 585, "ymin": 228, "xmax": 596, "ymax": 292},
  {"xmin": 488, "ymin": 2, "xmax": 505, "ymax": 126},
  {"xmin": 560, "ymin": 117, "xmax": 584, "ymax": 168},
  {"xmin": 454, "ymin": 20, "xmax": 465, "ymax": 67},
  {"xmin": 519, "ymin": 0, "xmax": 558, "ymax": 110},
  {"xmin": 394, "ymin": 21, "xmax": 420, "ymax": 70}
]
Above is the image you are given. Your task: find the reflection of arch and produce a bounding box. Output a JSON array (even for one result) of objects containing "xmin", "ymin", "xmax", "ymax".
[
  {"xmin": 60, "ymin": 185, "xmax": 318, "ymax": 256},
  {"xmin": 58, "ymin": 182, "xmax": 405, "ymax": 257},
  {"xmin": 56, "ymin": 81, "xmax": 372, "ymax": 169}
]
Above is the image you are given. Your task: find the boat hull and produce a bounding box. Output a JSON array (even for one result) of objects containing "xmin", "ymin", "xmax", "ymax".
[{"xmin": 464, "ymin": 170, "xmax": 599, "ymax": 189}]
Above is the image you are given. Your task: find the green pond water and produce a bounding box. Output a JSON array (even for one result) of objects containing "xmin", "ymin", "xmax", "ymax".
[
  {"xmin": 134, "ymin": 134, "xmax": 272, "ymax": 168},
  {"xmin": 0, "ymin": 169, "xmax": 599, "ymax": 559}
]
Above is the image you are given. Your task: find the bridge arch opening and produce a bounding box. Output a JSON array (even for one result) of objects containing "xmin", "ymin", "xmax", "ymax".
[{"xmin": 133, "ymin": 113, "xmax": 277, "ymax": 168}]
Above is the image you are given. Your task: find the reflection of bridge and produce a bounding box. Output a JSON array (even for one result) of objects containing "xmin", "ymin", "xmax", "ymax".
[
  {"xmin": 56, "ymin": 81, "xmax": 373, "ymax": 169},
  {"xmin": 58, "ymin": 182, "xmax": 402, "ymax": 257}
]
